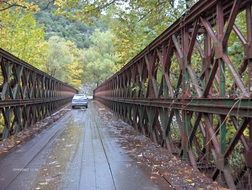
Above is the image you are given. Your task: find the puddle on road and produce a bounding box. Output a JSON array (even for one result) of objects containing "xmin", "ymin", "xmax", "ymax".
[{"xmin": 31, "ymin": 112, "xmax": 85, "ymax": 190}]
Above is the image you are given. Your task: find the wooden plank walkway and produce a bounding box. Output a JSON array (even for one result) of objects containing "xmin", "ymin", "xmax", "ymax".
[{"xmin": 0, "ymin": 102, "xmax": 171, "ymax": 190}]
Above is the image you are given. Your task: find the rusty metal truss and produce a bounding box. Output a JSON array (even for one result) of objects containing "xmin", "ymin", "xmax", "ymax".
[
  {"xmin": 94, "ymin": 0, "xmax": 252, "ymax": 188},
  {"xmin": 0, "ymin": 48, "xmax": 77, "ymax": 140}
]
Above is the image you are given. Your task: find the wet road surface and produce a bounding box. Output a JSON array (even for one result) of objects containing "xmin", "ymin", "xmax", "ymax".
[{"xmin": 0, "ymin": 102, "xmax": 172, "ymax": 190}]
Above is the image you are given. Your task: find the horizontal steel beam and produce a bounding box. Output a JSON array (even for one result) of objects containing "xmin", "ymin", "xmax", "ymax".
[
  {"xmin": 97, "ymin": 97, "xmax": 252, "ymax": 118},
  {"xmin": 0, "ymin": 97, "xmax": 73, "ymax": 108}
]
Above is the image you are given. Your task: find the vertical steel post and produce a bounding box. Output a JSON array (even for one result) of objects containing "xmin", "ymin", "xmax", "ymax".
[{"xmin": 217, "ymin": 1, "xmax": 227, "ymax": 154}]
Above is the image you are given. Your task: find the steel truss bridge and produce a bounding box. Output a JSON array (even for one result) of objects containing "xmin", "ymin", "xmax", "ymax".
[
  {"xmin": 0, "ymin": 49, "xmax": 77, "ymax": 139},
  {"xmin": 94, "ymin": 0, "xmax": 252, "ymax": 188}
]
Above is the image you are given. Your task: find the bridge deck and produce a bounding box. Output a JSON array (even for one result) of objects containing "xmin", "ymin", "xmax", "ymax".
[{"xmin": 0, "ymin": 102, "xmax": 172, "ymax": 190}]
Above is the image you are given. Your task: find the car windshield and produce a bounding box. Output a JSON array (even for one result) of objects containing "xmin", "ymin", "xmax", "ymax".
[{"xmin": 73, "ymin": 94, "xmax": 87, "ymax": 100}]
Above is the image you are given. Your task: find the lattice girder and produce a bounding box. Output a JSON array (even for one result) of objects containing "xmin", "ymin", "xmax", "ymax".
[{"xmin": 0, "ymin": 49, "xmax": 77, "ymax": 140}]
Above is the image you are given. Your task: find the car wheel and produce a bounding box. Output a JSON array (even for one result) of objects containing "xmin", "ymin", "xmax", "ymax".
[{"xmin": 72, "ymin": 106, "xmax": 75, "ymax": 109}]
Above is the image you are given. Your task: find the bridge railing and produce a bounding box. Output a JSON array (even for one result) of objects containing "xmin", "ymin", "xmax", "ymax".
[
  {"xmin": 94, "ymin": 0, "xmax": 252, "ymax": 188},
  {"xmin": 0, "ymin": 48, "xmax": 77, "ymax": 139}
]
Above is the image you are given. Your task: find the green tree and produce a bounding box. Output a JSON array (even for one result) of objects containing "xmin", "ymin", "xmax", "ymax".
[
  {"xmin": 46, "ymin": 36, "xmax": 84, "ymax": 87},
  {"xmin": 0, "ymin": 9, "xmax": 48, "ymax": 69},
  {"xmin": 0, "ymin": 0, "xmax": 39, "ymax": 12},
  {"xmin": 46, "ymin": 36, "xmax": 73, "ymax": 79},
  {"xmin": 82, "ymin": 29, "xmax": 118, "ymax": 88},
  {"xmin": 64, "ymin": 41, "xmax": 84, "ymax": 88},
  {"xmin": 38, "ymin": 0, "xmax": 195, "ymax": 70},
  {"xmin": 35, "ymin": 7, "xmax": 95, "ymax": 49}
]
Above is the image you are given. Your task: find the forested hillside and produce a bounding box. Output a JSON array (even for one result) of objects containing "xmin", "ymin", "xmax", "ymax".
[{"xmin": 0, "ymin": 0, "xmax": 200, "ymax": 92}]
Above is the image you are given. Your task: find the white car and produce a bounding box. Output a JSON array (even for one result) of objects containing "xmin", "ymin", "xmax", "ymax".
[{"xmin": 72, "ymin": 94, "xmax": 88, "ymax": 109}]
